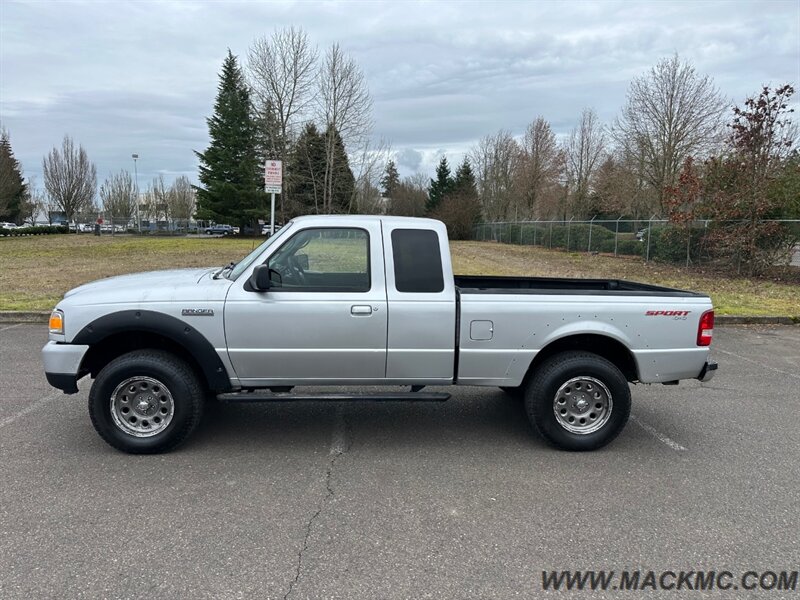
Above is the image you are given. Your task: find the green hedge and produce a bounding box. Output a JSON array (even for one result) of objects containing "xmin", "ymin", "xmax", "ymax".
[{"xmin": 0, "ymin": 225, "xmax": 68, "ymax": 236}]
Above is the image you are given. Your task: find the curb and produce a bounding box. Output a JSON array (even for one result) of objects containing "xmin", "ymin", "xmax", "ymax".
[
  {"xmin": 0, "ymin": 311, "xmax": 50, "ymax": 323},
  {"xmin": 1, "ymin": 311, "xmax": 798, "ymax": 326}
]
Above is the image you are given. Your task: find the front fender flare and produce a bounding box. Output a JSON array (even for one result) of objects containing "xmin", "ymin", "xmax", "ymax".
[{"xmin": 72, "ymin": 310, "xmax": 231, "ymax": 391}]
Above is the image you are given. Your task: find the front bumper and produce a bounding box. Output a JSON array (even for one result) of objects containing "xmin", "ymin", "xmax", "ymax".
[
  {"xmin": 697, "ymin": 360, "xmax": 718, "ymax": 383},
  {"xmin": 42, "ymin": 341, "xmax": 89, "ymax": 394}
]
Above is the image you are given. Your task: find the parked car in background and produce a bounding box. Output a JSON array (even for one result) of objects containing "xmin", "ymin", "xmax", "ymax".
[
  {"xmin": 0, "ymin": 222, "xmax": 18, "ymax": 229},
  {"xmin": 205, "ymin": 224, "xmax": 234, "ymax": 235},
  {"xmin": 635, "ymin": 228, "xmax": 648, "ymax": 241},
  {"xmin": 232, "ymin": 226, "xmax": 240, "ymax": 235}
]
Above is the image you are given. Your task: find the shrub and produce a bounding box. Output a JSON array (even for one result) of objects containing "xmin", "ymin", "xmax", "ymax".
[{"xmin": 0, "ymin": 225, "xmax": 68, "ymax": 236}]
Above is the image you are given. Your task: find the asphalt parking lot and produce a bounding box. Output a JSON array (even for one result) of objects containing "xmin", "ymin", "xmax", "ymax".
[{"xmin": 1, "ymin": 323, "xmax": 798, "ymax": 598}]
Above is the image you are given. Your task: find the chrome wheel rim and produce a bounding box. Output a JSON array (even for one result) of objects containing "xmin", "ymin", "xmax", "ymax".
[
  {"xmin": 110, "ymin": 376, "xmax": 174, "ymax": 438},
  {"xmin": 553, "ymin": 376, "xmax": 613, "ymax": 435}
]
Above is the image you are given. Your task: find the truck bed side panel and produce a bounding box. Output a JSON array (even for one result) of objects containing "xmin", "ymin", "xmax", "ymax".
[{"xmin": 457, "ymin": 293, "xmax": 712, "ymax": 386}]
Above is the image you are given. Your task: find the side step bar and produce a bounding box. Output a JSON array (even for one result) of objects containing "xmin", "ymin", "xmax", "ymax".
[{"xmin": 217, "ymin": 391, "xmax": 451, "ymax": 403}]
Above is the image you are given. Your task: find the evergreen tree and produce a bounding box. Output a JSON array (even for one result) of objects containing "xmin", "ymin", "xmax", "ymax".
[
  {"xmin": 287, "ymin": 123, "xmax": 327, "ymax": 215},
  {"xmin": 426, "ymin": 156, "xmax": 453, "ymax": 213},
  {"xmin": 0, "ymin": 130, "xmax": 27, "ymax": 223},
  {"xmin": 325, "ymin": 125, "xmax": 355, "ymax": 213},
  {"xmin": 452, "ymin": 158, "xmax": 478, "ymax": 199},
  {"xmin": 380, "ymin": 160, "xmax": 400, "ymax": 198},
  {"xmin": 195, "ymin": 50, "xmax": 266, "ymax": 227}
]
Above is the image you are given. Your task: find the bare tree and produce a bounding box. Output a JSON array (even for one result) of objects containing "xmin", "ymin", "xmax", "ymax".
[
  {"xmin": 388, "ymin": 173, "xmax": 428, "ymax": 216},
  {"xmin": 42, "ymin": 135, "xmax": 97, "ymax": 227},
  {"xmin": 248, "ymin": 27, "xmax": 318, "ymax": 152},
  {"xmin": 613, "ymin": 54, "xmax": 727, "ymax": 211},
  {"xmin": 565, "ymin": 108, "xmax": 606, "ymax": 218},
  {"xmin": 143, "ymin": 174, "xmax": 170, "ymax": 226},
  {"xmin": 351, "ymin": 137, "xmax": 392, "ymax": 214},
  {"xmin": 470, "ymin": 130, "xmax": 524, "ymax": 221},
  {"xmin": 99, "ymin": 170, "xmax": 136, "ymax": 226},
  {"xmin": 19, "ymin": 175, "xmax": 44, "ymax": 225},
  {"xmin": 168, "ymin": 176, "xmax": 196, "ymax": 231},
  {"xmin": 519, "ymin": 117, "xmax": 562, "ymax": 217},
  {"xmin": 318, "ymin": 43, "xmax": 373, "ymax": 212}
]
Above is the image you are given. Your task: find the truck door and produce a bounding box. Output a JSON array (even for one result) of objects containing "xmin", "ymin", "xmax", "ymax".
[
  {"xmin": 224, "ymin": 222, "xmax": 388, "ymax": 385},
  {"xmin": 382, "ymin": 222, "xmax": 457, "ymax": 383}
]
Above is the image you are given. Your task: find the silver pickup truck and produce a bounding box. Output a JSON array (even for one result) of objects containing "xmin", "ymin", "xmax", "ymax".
[{"xmin": 42, "ymin": 215, "xmax": 717, "ymax": 454}]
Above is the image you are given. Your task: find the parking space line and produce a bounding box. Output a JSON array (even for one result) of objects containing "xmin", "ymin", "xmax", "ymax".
[
  {"xmin": 715, "ymin": 348, "xmax": 800, "ymax": 381},
  {"xmin": 0, "ymin": 323, "xmax": 23, "ymax": 333},
  {"xmin": 630, "ymin": 414, "xmax": 687, "ymax": 451},
  {"xmin": 0, "ymin": 391, "xmax": 62, "ymax": 430}
]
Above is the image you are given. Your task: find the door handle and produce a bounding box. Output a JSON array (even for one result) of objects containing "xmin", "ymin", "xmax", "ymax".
[{"xmin": 351, "ymin": 305, "xmax": 372, "ymax": 316}]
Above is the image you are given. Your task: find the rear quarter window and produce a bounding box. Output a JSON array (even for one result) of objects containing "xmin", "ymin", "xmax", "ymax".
[{"xmin": 391, "ymin": 229, "xmax": 445, "ymax": 293}]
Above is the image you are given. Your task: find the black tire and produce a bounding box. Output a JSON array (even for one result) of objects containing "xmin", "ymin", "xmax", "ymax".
[
  {"xmin": 88, "ymin": 350, "xmax": 205, "ymax": 454},
  {"xmin": 524, "ymin": 351, "xmax": 631, "ymax": 451}
]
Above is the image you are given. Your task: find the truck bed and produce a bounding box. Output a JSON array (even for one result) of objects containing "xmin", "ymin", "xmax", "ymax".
[{"xmin": 454, "ymin": 275, "xmax": 705, "ymax": 297}]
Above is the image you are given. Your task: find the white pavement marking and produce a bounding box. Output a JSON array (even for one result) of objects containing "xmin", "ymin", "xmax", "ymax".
[
  {"xmin": 330, "ymin": 406, "xmax": 347, "ymax": 455},
  {"xmin": 0, "ymin": 323, "xmax": 23, "ymax": 333},
  {"xmin": 0, "ymin": 391, "xmax": 62, "ymax": 430},
  {"xmin": 715, "ymin": 348, "xmax": 800, "ymax": 381},
  {"xmin": 630, "ymin": 414, "xmax": 687, "ymax": 451}
]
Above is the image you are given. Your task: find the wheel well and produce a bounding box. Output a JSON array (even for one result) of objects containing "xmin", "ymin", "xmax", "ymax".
[
  {"xmin": 526, "ymin": 334, "xmax": 638, "ymax": 383},
  {"xmin": 81, "ymin": 331, "xmax": 209, "ymax": 388}
]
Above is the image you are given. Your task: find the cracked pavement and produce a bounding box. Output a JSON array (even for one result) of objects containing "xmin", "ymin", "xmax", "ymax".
[{"xmin": 1, "ymin": 324, "xmax": 799, "ymax": 598}]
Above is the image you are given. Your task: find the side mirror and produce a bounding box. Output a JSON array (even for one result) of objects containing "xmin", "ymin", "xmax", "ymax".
[{"xmin": 249, "ymin": 264, "xmax": 271, "ymax": 291}]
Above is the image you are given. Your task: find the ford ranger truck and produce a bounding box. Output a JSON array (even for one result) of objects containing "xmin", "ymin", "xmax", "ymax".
[{"xmin": 42, "ymin": 215, "xmax": 717, "ymax": 454}]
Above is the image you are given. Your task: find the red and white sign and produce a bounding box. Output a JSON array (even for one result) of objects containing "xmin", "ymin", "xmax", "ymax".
[{"xmin": 265, "ymin": 160, "xmax": 282, "ymax": 194}]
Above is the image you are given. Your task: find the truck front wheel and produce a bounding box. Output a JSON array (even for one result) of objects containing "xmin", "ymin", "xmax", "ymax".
[
  {"xmin": 88, "ymin": 350, "xmax": 205, "ymax": 454},
  {"xmin": 524, "ymin": 351, "xmax": 631, "ymax": 451}
]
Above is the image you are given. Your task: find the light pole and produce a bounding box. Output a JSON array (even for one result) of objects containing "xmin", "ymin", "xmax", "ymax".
[{"xmin": 132, "ymin": 153, "xmax": 140, "ymax": 233}]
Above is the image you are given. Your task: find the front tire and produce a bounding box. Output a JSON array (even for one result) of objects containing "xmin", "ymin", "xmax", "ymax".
[
  {"xmin": 524, "ymin": 351, "xmax": 631, "ymax": 451},
  {"xmin": 88, "ymin": 350, "xmax": 204, "ymax": 454}
]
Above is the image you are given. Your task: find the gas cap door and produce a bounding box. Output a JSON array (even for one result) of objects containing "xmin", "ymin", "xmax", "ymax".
[{"xmin": 470, "ymin": 320, "xmax": 494, "ymax": 341}]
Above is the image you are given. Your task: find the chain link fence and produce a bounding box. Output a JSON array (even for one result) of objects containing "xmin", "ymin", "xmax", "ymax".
[{"xmin": 473, "ymin": 218, "xmax": 800, "ymax": 268}]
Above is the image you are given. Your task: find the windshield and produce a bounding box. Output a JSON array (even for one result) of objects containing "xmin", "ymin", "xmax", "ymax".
[{"xmin": 227, "ymin": 222, "xmax": 294, "ymax": 280}]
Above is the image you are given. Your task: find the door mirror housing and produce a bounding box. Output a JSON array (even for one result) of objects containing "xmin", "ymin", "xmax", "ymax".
[{"xmin": 249, "ymin": 264, "xmax": 271, "ymax": 291}]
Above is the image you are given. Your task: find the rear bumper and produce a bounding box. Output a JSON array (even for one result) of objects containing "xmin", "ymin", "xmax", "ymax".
[{"xmin": 697, "ymin": 360, "xmax": 718, "ymax": 383}]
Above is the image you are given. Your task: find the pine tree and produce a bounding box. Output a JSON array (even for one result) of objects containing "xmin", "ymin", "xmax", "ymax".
[
  {"xmin": 452, "ymin": 158, "xmax": 478, "ymax": 199},
  {"xmin": 0, "ymin": 130, "xmax": 27, "ymax": 223},
  {"xmin": 195, "ymin": 50, "xmax": 266, "ymax": 227},
  {"xmin": 426, "ymin": 156, "xmax": 453, "ymax": 213},
  {"xmin": 287, "ymin": 123, "xmax": 327, "ymax": 215},
  {"xmin": 380, "ymin": 160, "xmax": 400, "ymax": 198},
  {"xmin": 325, "ymin": 125, "xmax": 355, "ymax": 213}
]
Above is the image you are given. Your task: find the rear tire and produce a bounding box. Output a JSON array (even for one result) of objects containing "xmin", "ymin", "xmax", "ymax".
[
  {"xmin": 524, "ymin": 351, "xmax": 631, "ymax": 451},
  {"xmin": 88, "ymin": 350, "xmax": 204, "ymax": 454}
]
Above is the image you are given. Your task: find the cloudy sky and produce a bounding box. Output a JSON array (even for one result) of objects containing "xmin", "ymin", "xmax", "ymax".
[{"xmin": 1, "ymin": 0, "xmax": 798, "ymax": 187}]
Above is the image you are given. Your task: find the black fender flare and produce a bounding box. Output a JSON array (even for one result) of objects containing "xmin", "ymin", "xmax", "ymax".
[{"xmin": 73, "ymin": 310, "xmax": 232, "ymax": 391}]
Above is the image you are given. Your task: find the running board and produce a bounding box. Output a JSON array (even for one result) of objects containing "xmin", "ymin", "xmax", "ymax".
[{"xmin": 217, "ymin": 391, "xmax": 451, "ymax": 403}]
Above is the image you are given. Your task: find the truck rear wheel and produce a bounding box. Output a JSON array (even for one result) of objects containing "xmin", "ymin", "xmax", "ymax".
[
  {"xmin": 88, "ymin": 350, "xmax": 204, "ymax": 454},
  {"xmin": 524, "ymin": 351, "xmax": 630, "ymax": 451}
]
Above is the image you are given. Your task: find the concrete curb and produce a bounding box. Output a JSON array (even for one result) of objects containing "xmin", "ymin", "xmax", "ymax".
[
  {"xmin": 1, "ymin": 311, "xmax": 798, "ymax": 326},
  {"xmin": 0, "ymin": 311, "xmax": 50, "ymax": 323}
]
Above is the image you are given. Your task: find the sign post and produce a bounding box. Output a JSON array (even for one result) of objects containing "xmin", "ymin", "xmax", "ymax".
[{"xmin": 264, "ymin": 160, "xmax": 282, "ymax": 236}]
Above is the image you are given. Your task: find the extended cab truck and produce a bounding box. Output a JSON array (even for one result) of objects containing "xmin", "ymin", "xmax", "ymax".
[{"xmin": 42, "ymin": 215, "xmax": 717, "ymax": 454}]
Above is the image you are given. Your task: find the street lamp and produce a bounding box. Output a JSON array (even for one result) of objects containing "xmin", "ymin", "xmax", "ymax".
[{"xmin": 132, "ymin": 153, "xmax": 140, "ymax": 233}]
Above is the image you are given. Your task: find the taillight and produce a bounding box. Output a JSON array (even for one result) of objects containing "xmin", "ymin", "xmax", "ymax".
[{"xmin": 697, "ymin": 310, "xmax": 714, "ymax": 346}]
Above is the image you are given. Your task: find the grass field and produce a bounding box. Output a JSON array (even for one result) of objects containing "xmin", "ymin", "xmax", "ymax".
[{"xmin": 1, "ymin": 234, "xmax": 798, "ymax": 316}]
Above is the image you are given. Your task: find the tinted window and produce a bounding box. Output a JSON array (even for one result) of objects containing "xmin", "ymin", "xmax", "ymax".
[
  {"xmin": 268, "ymin": 228, "xmax": 370, "ymax": 291},
  {"xmin": 391, "ymin": 229, "xmax": 445, "ymax": 293}
]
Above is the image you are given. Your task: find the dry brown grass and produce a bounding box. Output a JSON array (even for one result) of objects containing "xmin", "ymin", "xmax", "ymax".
[{"xmin": 1, "ymin": 234, "xmax": 797, "ymax": 316}]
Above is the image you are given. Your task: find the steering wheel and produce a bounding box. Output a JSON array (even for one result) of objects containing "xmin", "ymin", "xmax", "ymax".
[{"xmin": 287, "ymin": 255, "xmax": 307, "ymax": 285}]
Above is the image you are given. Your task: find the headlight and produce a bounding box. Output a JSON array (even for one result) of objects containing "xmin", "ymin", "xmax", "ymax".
[{"xmin": 49, "ymin": 310, "xmax": 64, "ymax": 335}]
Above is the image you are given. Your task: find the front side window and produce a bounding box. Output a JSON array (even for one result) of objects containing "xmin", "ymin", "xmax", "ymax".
[{"xmin": 268, "ymin": 228, "xmax": 370, "ymax": 291}]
